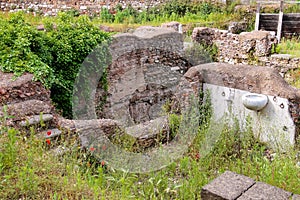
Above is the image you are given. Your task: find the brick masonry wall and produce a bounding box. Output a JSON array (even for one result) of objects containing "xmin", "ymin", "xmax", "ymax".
[{"xmin": 96, "ymin": 27, "xmax": 191, "ymax": 126}]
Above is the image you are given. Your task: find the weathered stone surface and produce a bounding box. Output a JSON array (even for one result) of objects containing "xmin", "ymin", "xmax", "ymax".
[
  {"xmin": 293, "ymin": 194, "xmax": 300, "ymax": 200},
  {"xmin": 19, "ymin": 114, "xmax": 53, "ymax": 127},
  {"xmin": 192, "ymin": 27, "xmax": 300, "ymax": 74},
  {"xmin": 161, "ymin": 21, "xmax": 182, "ymax": 32},
  {"xmin": 240, "ymin": 31, "xmax": 276, "ymax": 57},
  {"xmin": 237, "ymin": 182, "xmax": 292, "ymax": 200},
  {"xmin": 0, "ymin": 71, "xmax": 50, "ymax": 105},
  {"xmin": 191, "ymin": 63, "xmax": 300, "ymax": 100},
  {"xmin": 125, "ymin": 116, "xmax": 170, "ymax": 150},
  {"xmin": 202, "ymin": 171, "xmax": 297, "ymax": 200},
  {"xmin": 43, "ymin": 128, "xmax": 62, "ymax": 139},
  {"xmin": 228, "ymin": 21, "xmax": 248, "ymax": 34},
  {"xmin": 0, "ymin": 100, "xmax": 53, "ymax": 121},
  {"xmin": 96, "ymin": 27, "xmax": 191, "ymax": 126},
  {"xmin": 176, "ymin": 63, "xmax": 300, "ymax": 149},
  {"xmin": 201, "ymin": 171, "xmax": 255, "ymax": 200}
]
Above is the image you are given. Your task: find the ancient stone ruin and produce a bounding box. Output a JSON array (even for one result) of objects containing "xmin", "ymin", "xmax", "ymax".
[
  {"xmin": 1, "ymin": 27, "xmax": 300, "ymax": 167},
  {"xmin": 192, "ymin": 27, "xmax": 300, "ymax": 76},
  {"xmin": 97, "ymin": 26, "xmax": 190, "ymax": 126}
]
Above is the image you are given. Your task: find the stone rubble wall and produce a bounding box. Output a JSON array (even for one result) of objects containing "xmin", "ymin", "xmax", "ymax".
[
  {"xmin": 192, "ymin": 27, "xmax": 300, "ymax": 75},
  {"xmin": 96, "ymin": 27, "xmax": 191, "ymax": 126},
  {"xmin": 0, "ymin": 71, "xmax": 57, "ymax": 128}
]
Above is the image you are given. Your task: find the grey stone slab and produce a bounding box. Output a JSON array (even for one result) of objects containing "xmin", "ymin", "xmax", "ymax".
[
  {"xmin": 237, "ymin": 182, "xmax": 292, "ymax": 200},
  {"xmin": 201, "ymin": 171, "xmax": 255, "ymax": 200},
  {"xmin": 19, "ymin": 114, "xmax": 53, "ymax": 126},
  {"xmin": 44, "ymin": 129, "xmax": 62, "ymax": 139},
  {"xmin": 292, "ymin": 194, "xmax": 300, "ymax": 200}
]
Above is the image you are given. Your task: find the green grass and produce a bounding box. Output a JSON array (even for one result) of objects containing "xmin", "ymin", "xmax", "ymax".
[
  {"xmin": 0, "ymin": 116, "xmax": 299, "ymax": 199},
  {"xmin": 277, "ymin": 37, "xmax": 300, "ymax": 58}
]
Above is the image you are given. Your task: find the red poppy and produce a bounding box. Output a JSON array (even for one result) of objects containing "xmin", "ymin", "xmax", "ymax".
[
  {"xmin": 102, "ymin": 145, "xmax": 107, "ymax": 151},
  {"xmin": 90, "ymin": 147, "xmax": 96, "ymax": 152},
  {"xmin": 195, "ymin": 152, "xmax": 200, "ymax": 160},
  {"xmin": 47, "ymin": 130, "xmax": 51, "ymax": 136},
  {"xmin": 101, "ymin": 160, "xmax": 105, "ymax": 166},
  {"xmin": 46, "ymin": 139, "xmax": 51, "ymax": 145}
]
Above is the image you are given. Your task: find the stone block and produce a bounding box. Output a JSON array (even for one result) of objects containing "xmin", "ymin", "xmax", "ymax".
[
  {"xmin": 201, "ymin": 171, "xmax": 255, "ymax": 200},
  {"xmin": 293, "ymin": 194, "xmax": 300, "ymax": 200},
  {"xmin": 237, "ymin": 182, "xmax": 292, "ymax": 200}
]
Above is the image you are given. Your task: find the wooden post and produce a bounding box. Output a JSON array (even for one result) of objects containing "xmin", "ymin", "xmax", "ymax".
[
  {"xmin": 255, "ymin": 3, "xmax": 260, "ymax": 31},
  {"xmin": 277, "ymin": 0, "xmax": 284, "ymax": 42}
]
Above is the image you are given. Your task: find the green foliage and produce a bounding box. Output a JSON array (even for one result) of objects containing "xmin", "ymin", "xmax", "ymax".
[
  {"xmin": 45, "ymin": 13, "xmax": 111, "ymax": 117},
  {"xmin": 277, "ymin": 37, "xmax": 300, "ymax": 58},
  {"xmin": 184, "ymin": 42, "xmax": 218, "ymax": 65},
  {"xmin": 0, "ymin": 12, "xmax": 111, "ymax": 118},
  {"xmin": 1, "ymin": 115, "xmax": 299, "ymax": 199},
  {"xmin": 99, "ymin": 8, "xmax": 114, "ymax": 23},
  {"xmin": 0, "ymin": 12, "xmax": 55, "ymax": 88},
  {"xmin": 95, "ymin": 1, "xmax": 240, "ymax": 27},
  {"xmin": 169, "ymin": 113, "xmax": 181, "ymax": 139}
]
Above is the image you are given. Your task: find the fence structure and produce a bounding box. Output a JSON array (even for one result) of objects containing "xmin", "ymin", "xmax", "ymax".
[{"xmin": 255, "ymin": 0, "xmax": 300, "ymax": 42}]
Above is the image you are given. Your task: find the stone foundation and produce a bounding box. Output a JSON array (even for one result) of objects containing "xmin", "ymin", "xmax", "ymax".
[{"xmin": 192, "ymin": 27, "xmax": 300, "ymax": 75}]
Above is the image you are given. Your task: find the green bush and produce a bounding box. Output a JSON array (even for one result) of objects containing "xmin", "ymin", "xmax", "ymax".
[
  {"xmin": 99, "ymin": 8, "xmax": 114, "ymax": 23},
  {"xmin": 0, "ymin": 12, "xmax": 55, "ymax": 88},
  {"xmin": 45, "ymin": 13, "xmax": 110, "ymax": 117},
  {"xmin": 0, "ymin": 12, "xmax": 111, "ymax": 118}
]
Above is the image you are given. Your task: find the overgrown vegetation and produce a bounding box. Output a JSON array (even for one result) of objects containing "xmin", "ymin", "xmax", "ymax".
[
  {"xmin": 0, "ymin": 12, "xmax": 111, "ymax": 118},
  {"xmin": 0, "ymin": 106, "xmax": 299, "ymax": 199},
  {"xmin": 276, "ymin": 37, "xmax": 300, "ymax": 58},
  {"xmin": 0, "ymin": 1, "xmax": 257, "ymax": 119},
  {"xmin": 1, "ymin": 1, "xmax": 300, "ymax": 198},
  {"xmin": 95, "ymin": 0, "xmax": 252, "ymax": 30}
]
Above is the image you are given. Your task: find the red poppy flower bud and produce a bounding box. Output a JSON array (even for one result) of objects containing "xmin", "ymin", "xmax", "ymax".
[
  {"xmin": 46, "ymin": 139, "xmax": 51, "ymax": 145},
  {"xmin": 90, "ymin": 147, "xmax": 95, "ymax": 152}
]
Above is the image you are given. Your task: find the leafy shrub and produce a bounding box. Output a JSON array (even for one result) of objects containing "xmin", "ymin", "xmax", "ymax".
[
  {"xmin": 44, "ymin": 13, "xmax": 111, "ymax": 118},
  {"xmin": 0, "ymin": 12, "xmax": 111, "ymax": 118},
  {"xmin": 0, "ymin": 12, "xmax": 55, "ymax": 88},
  {"xmin": 99, "ymin": 8, "xmax": 114, "ymax": 23}
]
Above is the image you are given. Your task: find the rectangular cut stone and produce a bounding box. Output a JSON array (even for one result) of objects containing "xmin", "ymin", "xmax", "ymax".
[
  {"xmin": 237, "ymin": 182, "xmax": 292, "ymax": 200},
  {"xmin": 201, "ymin": 171, "xmax": 255, "ymax": 200},
  {"xmin": 293, "ymin": 194, "xmax": 300, "ymax": 200}
]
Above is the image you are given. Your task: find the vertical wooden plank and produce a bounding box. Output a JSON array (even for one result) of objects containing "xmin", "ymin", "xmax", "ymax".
[
  {"xmin": 277, "ymin": 0, "xmax": 284, "ymax": 42},
  {"xmin": 255, "ymin": 3, "xmax": 261, "ymax": 31}
]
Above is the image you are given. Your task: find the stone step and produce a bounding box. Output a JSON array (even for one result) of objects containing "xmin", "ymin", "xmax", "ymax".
[
  {"xmin": 61, "ymin": 117, "xmax": 171, "ymax": 152},
  {"xmin": 0, "ymin": 99, "xmax": 54, "ymax": 122},
  {"xmin": 0, "ymin": 71, "xmax": 50, "ymax": 105},
  {"xmin": 42, "ymin": 128, "xmax": 62, "ymax": 139},
  {"xmin": 19, "ymin": 114, "xmax": 53, "ymax": 127},
  {"xmin": 124, "ymin": 116, "xmax": 171, "ymax": 150}
]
